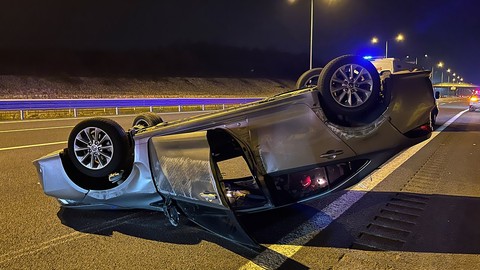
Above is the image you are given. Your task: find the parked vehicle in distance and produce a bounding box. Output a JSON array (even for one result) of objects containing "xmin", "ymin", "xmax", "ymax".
[
  {"xmin": 369, "ymin": 57, "xmax": 418, "ymax": 75},
  {"xmin": 469, "ymin": 93, "xmax": 480, "ymax": 111},
  {"xmin": 34, "ymin": 55, "xmax": 436, "ymax": 248}
]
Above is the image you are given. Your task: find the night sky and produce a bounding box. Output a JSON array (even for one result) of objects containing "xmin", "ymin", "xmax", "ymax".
[{"xmin": 0, "ymin": 0, "xmax": 478, "ymax": 83}]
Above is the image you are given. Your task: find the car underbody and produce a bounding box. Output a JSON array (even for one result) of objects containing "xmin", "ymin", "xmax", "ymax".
[{"xmin": 34, "ymin": 55, "xmax": 436, "ymax": 247}]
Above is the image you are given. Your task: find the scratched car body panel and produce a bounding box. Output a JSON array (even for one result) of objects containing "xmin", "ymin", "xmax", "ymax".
[{"xmin": 33, "ymin": 55, "xmax": 436, "ymax": 247}]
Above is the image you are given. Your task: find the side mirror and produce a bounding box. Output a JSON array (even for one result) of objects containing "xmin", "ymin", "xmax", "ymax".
[{"xmin": 434, "ymin": 91, "xmax": 440, "ymax": 99}]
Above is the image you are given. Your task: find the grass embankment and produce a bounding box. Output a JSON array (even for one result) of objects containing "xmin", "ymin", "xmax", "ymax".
[{"xmin": 0, "ymin": 75, "xmax": 295, "ymax": 120}]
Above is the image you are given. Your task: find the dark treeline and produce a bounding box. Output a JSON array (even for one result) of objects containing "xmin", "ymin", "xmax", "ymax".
[{"xmin": 0, "ymin": 43, "xmax": 312, "ymax": 79}]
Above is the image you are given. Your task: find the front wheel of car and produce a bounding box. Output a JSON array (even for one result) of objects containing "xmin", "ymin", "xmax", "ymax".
[
  {"xmin": 67, "ymin": 118, "xmax": 132, "ymax": 178},
  {"xmin": 295, "ymin": 67, "xmax": 323, "ymax": 89},
  {"xmin": 318, "ymin": 55, "xmax": 383, "ymax": 126}
]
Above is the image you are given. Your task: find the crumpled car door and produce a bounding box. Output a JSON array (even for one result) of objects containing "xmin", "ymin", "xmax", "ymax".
[{"xmin": 148, "ymin": 130, "xmax": 259, "ymax": 248}]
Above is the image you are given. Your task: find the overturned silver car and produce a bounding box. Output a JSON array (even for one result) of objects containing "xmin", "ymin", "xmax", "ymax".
[{"xmin": 34, "ymin": 55, "xmax": 436, "ymax": 247}]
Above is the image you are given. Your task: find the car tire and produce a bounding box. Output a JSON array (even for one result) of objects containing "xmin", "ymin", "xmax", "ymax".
[
  {"xmin": 295, "ymin": 68, "xmax": 323, "ymax": 89},
  {"xmin": 67, "ymin": 118, "xmax": 132, "ymax": 178},
  {"xmin": 132, "ymin": 112, "xmax": 164, "ymax": 128},
  {"xmin": 318, "ymin": 55, "xmax": 383, "ymax": 126}
]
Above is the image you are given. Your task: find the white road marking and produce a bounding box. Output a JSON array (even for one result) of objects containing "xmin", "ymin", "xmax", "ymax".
[
  {"xmin": 0, "ymin": 212, "xmax": 143, "ymax": 265},
  {"xmin": 240, "ymin": 109, "xmax": 468, "ymax": 270},
  {"xmin": 0, "ymin": 117, "xmax": 82, "ymax": 124},
  {"xmin": 0, "ymin": 125, "xmax": 73, "ymax": 133},
  {"xmin": 0, "ymin": 141, "xmax": 67, "ymax": 152}
]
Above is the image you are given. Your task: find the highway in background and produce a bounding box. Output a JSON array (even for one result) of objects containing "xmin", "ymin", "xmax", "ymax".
[{"xmin": 1, "ymin": 98, "xmax": 479, "ymax": 269}]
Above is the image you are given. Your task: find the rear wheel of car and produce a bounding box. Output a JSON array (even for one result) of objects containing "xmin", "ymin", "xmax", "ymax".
[
  {"xmin": 295, "ymin": 68, "xmax": 323, "ymax": 89},
  {"xmin": 67, "ymin": 118, "xmax": 132, "ymax": 178},
  {"xmin": 132, "ymin": 112, "xmax": 163, "ymax": 128},
  {"xmin": 318, "ymin": 55, "xmax": 383, "ymax": 126}
]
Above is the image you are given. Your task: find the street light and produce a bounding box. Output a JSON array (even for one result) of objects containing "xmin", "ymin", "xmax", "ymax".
[
  {"xmin": 288, "ymin": 0, "xmax": 316, "ymax": 69},
  {"xmin": 421, "ymin": 54, "xmax": 428, "ymax": 65},
  {"xmin": 406, "ymin": 54, "xmax": 428, "ymax": 65},
  {"xmin": 447, "ymin": 68, "xmax": 451, "ymax": 82},
  {"xmin": 437, "ymin": 62, "xmax": 444, "ymax": 83},
  {"xmin": 309, "ymin": 0, "xmax": 314, "ymax": 69},
  {"xmin": 371, "ymin": 33, "xmax": 405, "ymax": 58}
]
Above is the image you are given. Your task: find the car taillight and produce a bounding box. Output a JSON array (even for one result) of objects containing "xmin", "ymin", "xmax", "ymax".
[
  {"xmin": 298, "ymin": 170, "xmax": 329, "ymax": 189},
  {"xmin": 300, "ymin": 175, "xmax": 312, "ymax": 187},
  {"xmin": 268, "ymin": 160, "xmax": 368, "ymax": 205}
]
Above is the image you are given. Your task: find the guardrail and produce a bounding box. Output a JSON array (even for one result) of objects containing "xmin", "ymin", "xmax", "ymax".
[{"xmin": 0, "ymin": 98, "xmax": 262, "ymax": 120}]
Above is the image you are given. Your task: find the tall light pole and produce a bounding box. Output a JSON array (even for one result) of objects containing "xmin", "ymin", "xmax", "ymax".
[
  {"xmin": 371, "ymin": 34, "xmax": 404, "ymax": 58},
  {"xmin": 437, "ymin": 62, "xmax": 444, "ymax": 83},
  {"xmin": 288, "ymin": 0, "xmax": 315, "ymax": 70},
  {"xmin": 309, "ymin": 0, "xmax": 314, "ymax": 69}
]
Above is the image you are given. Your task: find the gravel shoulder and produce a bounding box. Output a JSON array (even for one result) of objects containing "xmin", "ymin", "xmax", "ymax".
[{"xmin": 0, "ymin": 75, "xmax": 295, "ymax": 99}]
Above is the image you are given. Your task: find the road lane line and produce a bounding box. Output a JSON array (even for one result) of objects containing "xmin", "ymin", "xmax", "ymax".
[
  {"xmin": 0, "ymin": 110, "xmax": 208, "ymax": 124},
  {"xmin": 0, "ymin": 141, "xmax": 67, "ymax": 152},
  {"xmin": 240, "ymin": 109, "xmax": 468, "ymax": 270},
  {"xmin": 0, "ymin": 125, "xmax": 74, "ymax": 133},
  {"xmin": 0, "ymin": 212, "xmax": 143, "ymax": 265}
]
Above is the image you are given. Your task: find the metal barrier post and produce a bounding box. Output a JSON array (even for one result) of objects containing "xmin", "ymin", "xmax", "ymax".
[
  {"xmin": 74, "ymin": 108, "xmax": 77, "ymax": 118},
  {"xmin": 178, "ymin": 105, "xmax": 181, "ymax": 112},
  {"xmin": 20, "ymin": 110, "xmax": 24, "ymax": 120},
  {"xmin": 150, "ymin": 106, "xmax": 153, "ymax": 112}
]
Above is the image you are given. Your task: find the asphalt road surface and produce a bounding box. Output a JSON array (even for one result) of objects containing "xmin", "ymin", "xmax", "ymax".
[{"xmin": 1, "ymin": 98, "xmax": 479, "ymax": 269}]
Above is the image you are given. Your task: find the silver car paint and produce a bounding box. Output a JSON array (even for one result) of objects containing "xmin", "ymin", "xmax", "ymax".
[
  {"xmin": 148, "ymin": 131, "xmax": 225, "ymax": 208},
  {"xmin": 33, "ymin": 70, "xmax": 435, "ymax": 211}
]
